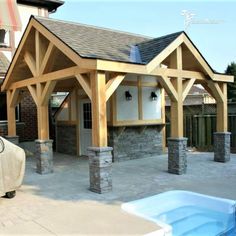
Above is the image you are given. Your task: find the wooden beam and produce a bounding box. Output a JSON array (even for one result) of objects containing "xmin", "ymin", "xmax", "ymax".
[
  {"xmin": 75, "ymin": 74, "xmax": 92, "ymax": 100},
  {"xmin": 213, "ymin": 74, "xmax": 234, "ymax": 83},
  {"xmin": 170, "ymin": 46, "xmax": 184, "ymax": 138},
  {"xmin": 182, "ymin": 78, "xmax": 196, "ymax": 101},
  {"xmin": 182, "ymin": 34, "xmax": 214, "ymax": 79},
  {"xmin": 39, "ymin": 42, "xmax": 55, "ymax": 75},
  {"xmin": 32, "ymin": 19, "xmax": 97, "ymax": 70},
  {"xmin": 6, "ymin": 91, "xmax": 16, "ymax": 136},
  {"xmin": 37, "ymin": 105, "xmax": 49, "ymax": 140},
  {"xmin": 171, "ymin": 78, "xmax": 183, "ymax": 138},
  {"xmin": 27, "ymin": 84, "xmax": 38, "ymax": 105},
  {"xmin": 24, "ymin": 51, "xmax": 36, "ymax": 77},
  {"xmin": 146, "ymin": 34, "xmax": 184, "ymax": 73},
  {"xmin": 90, "ymin": 71, "xmax": 107, "ymax": 147},
  {"xmin": 207, "ymin": 81, "xmax": 224, "ymax": 103},
  {"xmin": 41, "ymin": 80, "xmax": 57, "ymax": 106},
  {"xmin": 158, "ymin": 76, "xmax": 178, "ymax": 102},
  {"xmin": 105, "ymin": 73, "xmax": 126, "ymax": 101},
  {"xmin": 215, "ymin": 83, "xmax": 228, "ymax": 132},
  {"xmin": 9, "ymin": 66, "xmax": 90, "ymax": 90}
]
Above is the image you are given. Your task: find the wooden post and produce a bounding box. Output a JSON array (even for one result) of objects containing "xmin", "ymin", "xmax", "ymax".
[
  {"xmin": 216, "ymin": 83, "xmax": 228, "ymax": 132},
  {"xmin": 90, "ymin": 71, "xmax": 107, "ymax": 147},
  {"xmin": 6, "ymin": 91, "xmax": 16, "ymax": 136},
  {"xmin": 170, "ymin": 46, "xmax": 184, "ymax": 138},
  {"xmin": 37, "ymin": 105, "xmax": 49, "ymax": 140}
]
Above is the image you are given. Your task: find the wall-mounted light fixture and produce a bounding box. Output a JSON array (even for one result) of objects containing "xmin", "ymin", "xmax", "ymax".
[
  {"xmin": 150, "ymin": 91, "xmax": 158, "ymax": 101},
  {"xmin": 125, "ymin": 91, "xmax": 132, "ymax": 101}
]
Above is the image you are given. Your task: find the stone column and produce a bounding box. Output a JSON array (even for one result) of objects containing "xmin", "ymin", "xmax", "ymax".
[
  {"xmin": 4, "ymin": 136, "xmax": 19, "ymax": 145},
  {"xmin": 214, "ymin": 132, "xmax": 231, "ymax": 163},
  {"xmin": 35, "ymin": 140, "xmax": 53, "ymax": 174},
  {"xmin": 88, "ymin": 147, "xmax": 113, "ymax": 194},
  {"xmin": 168, "ymin": 137, "xmax": 188, "ymax": 175}
]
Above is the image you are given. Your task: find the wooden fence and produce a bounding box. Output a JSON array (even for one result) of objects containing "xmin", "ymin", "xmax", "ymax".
[{"xmin": 166, "ymin": 114, "xmax": 236, "ymax": 152}]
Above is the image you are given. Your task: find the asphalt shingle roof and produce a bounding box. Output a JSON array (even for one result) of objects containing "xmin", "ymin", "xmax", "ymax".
[
  {"xmin": 35, "ymin": 16, "xmax": 183, "ymax": 65},
  {"xmin": 0, "ymin": 52, "xmax": 10, "ymax": 74}
]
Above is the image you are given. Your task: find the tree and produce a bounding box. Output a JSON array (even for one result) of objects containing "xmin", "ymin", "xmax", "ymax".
[{"xmin": 225, "ymin": 62, "xmax": 236, "ymax": 101}]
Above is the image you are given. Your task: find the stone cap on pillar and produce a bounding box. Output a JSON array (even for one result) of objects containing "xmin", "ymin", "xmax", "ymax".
[
  {"xmin": 87, "ymin": 146, "xmax": 113, "ymax": 153},
  {"xmin": 35, "ymin": 139, "xmax": 54, "ymax": 144},
  {"xmin": 167, "ymin": 137, "xmax": 188, "ymax": 141}
]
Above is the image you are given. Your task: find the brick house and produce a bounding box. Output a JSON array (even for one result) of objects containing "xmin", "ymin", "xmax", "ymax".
[{"xmin": 0, "ymin": 0, "xmax": 63, "ymax": 142}]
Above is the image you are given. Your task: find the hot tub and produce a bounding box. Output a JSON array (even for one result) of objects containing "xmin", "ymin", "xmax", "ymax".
[{"xmin": 122, "ymin": 190, "xmax": 236, "ymax": 236}]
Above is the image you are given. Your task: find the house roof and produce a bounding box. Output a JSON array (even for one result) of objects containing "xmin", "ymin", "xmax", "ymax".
[
  {"xmin": 0, "ymin": 52, "xmax": 10, "ymax": 75},
  {"xmin": 17, "ymin": 0, "xmax": 64, "ymax": 13},
  {"xmin": 35, "ymin": 16, "xmax": 183, "ymax": 65}
]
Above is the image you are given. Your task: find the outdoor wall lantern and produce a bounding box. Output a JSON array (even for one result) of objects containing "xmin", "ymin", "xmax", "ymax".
[
  {"xmin": 125, "ymin": 91, "xmax": 132, "ymax": 101},
  {"xmin": 150, "ymin": 91, "xmax": 158, "ymax": 101}
]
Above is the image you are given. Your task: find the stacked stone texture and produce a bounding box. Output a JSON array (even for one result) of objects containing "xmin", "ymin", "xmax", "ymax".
[
  {"xmin": 108, "ymin": 126, "xmax": 163, "ymax": 162},
  {"xmin": 56, "ymin": 124, "xmax": 77, "ymax": 155},
  {"xmin": 214, "ymin": 132, "xmax": 231, "ymax": 162},
  {"xmin": 88, "ymin": 147, "xmax": 113, "ymax": 193},
  {"xmin": 168, "ymin": 138, "xmax": 188, "ymax": 175},
  {"xmin": 35, "ymin": 140, "xmax": 53, "ymax": 174}
]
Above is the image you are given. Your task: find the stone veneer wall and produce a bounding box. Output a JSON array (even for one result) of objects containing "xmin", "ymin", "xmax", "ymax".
[
  {"xmin": 56, "ymin": 124, "xmax": 77, "ymax": 155},
  {"xmin": 108, "ymin": 126, "xmax": 163, "ymax": 162}
]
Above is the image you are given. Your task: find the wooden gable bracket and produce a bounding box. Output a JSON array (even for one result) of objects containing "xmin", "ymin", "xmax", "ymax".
[
  {"xmin": 158, "ymin": 76, "xmax": 178, "ymax": 102},
  {"xmin": 206, "ymin": 80, "xmax": 224, "ymax": 103},
  {"xmin": 105, "ymin": 73, "xmax": 126, "ymax": 102},
  {"xmin": 182, "ymin": 78, "xmax": 196, "ymax": 101},
  {"xmin": 27, "ymin": 81, "xmax": 57, "ymax": 106},
  {"xmin": 75, "ymin": 74, "xmax": 92, "ymax": 100},
  {"xmin": 24, "ymin": 51, "xmax": 37, "ymax": 77}
]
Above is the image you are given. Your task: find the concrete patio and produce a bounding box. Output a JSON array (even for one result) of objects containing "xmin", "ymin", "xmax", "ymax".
[{"xmin": 0, "ymin": 152, "xmax": 236, "ymax": 235}]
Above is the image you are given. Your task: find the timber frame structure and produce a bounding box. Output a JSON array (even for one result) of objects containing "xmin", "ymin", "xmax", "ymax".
[{"xmin": 1, "ymin": 16, "xmax": 234, "ymax": 192}]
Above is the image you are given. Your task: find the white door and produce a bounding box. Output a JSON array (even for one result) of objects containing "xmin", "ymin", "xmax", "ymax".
[{"xmin": 80, "ymin": 100, "xmax": 92, "ymax": 156}]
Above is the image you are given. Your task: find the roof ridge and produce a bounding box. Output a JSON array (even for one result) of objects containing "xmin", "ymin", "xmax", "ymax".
[
  {"xmin": 137, "ymin": 31, "xmax": 184, "ymax": 46},
  {"xmin": 33, "ymin": 16, "xmax": 152, "ymax": 40}
]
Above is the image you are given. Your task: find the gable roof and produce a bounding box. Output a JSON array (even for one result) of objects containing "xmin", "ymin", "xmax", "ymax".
[
  {"xmin": 34, "ymin": 16, "xmax": 183, "ymax": 65},
  {"xmin": 137, "ymin": 31, "xmax": 183, "ymax": 64},
  {"xmin": 0, "ymin": 52, "xmax": 10, "ymax": 75}
]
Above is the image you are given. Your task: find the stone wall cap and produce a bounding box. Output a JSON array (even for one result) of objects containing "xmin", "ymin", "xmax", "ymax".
[
  {"xmin": 167, "ymin": 137, "xmax": 188, "ymax": 141},
  {"xmin": 4, "ymin": 135, "xmax": 19, "ymax": 139},
  {"xmin": 35, "ymin": 139, "xmax": 54, "ymax": 144},
  {"xmin": 87, "ymin": 146, "xmax": 113, "ymax": 152},
  {"xmin": 213, "ymin": 132, "xmax": 231, "ymax": 135}
]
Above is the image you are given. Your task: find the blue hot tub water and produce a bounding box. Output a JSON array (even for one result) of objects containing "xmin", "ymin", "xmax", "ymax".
[{"xmin": 122, "ymin": 191, "xmax": 236, "ymax": 236}]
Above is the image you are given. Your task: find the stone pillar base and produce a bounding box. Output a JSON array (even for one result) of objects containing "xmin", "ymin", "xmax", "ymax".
[
  {"xmin": 214, "ymin": 132, "xmax": 231, "ymax": 163},
  {"xmin": 35, "ymin": 140, "xmax": 53, "ymax": 174},
  {"xmin": 88, "ymin": 147, "xmax": 113, "ymax": 194},
  {"xmin": 168, "ymin": 137, "xmax": 188, "ymax": 175},
  {"xmin": 4, "ymin": 136, "xmax": 19, "ymax": 145}
]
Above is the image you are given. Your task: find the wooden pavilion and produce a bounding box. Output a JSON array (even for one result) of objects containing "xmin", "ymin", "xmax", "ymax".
[{"xmin": 1, "ymin": 16, "xmax": 233, "ymax": 193}]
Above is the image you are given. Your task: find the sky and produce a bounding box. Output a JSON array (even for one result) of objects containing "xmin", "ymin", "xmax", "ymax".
[{"xmin": 52, "ymin": 1, "xmax": 236, "ymax": 73}]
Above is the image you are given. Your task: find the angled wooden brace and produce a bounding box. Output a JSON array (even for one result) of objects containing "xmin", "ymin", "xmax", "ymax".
[
  {"xmin": 158, "ymin": 76, "xmax": 178, "ymax": 102},
  {"xmin": 24, "ymin": 51, "xmax": 37, "ymax": 77},
  {"xmin": 40, "ymin": 81, "xmax": 57, "ymax": 106},
  {"xmin": 105, "ymin": 73, "xmax": 126, "ymax": 102},
  {"xmin": 27, "ymin": 84, "xmax": 38, "ymax": 105},
  {"xmin": 75, "ymin": 74, "xmax": 92, "ymax": 100},
  {"xmin": 182, "ymin": 78, "xmax": 196, "ymax": 101},
  {"xmin": 39, "ymin": 42, "xmax": 55, "ymax": 75}
]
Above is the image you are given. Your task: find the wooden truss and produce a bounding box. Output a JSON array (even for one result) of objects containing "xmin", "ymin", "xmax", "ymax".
[{"xmin": 1, "ymin": 17, "xmax": 233, "ymax": 146}]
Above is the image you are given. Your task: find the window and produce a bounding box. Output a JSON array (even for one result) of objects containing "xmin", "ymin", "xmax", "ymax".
[
  {"xmin": 0, "ymin": 93, "xmax": 19, "ymax": 122},
  {"xmin": 83, "ymin": 103, "xmax": 92, "ymax": 129},
  {"xmin": 0, "ymin": 29, "xmax": 10, "ymax": 48}
]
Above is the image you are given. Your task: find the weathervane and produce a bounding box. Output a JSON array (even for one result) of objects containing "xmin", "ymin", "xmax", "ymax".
[{"xmin": 181, "ymin": 10, "xmax": 223, "ymax": 32}]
